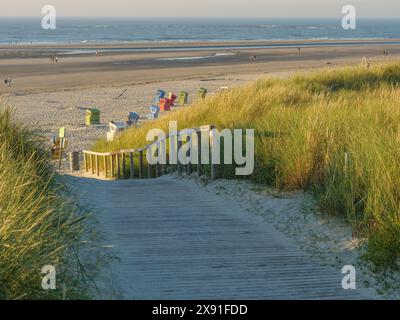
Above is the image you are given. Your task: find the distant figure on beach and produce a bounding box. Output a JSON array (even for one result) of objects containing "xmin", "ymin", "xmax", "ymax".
[
  {"xmin": 361, "ymin": 57, "xmax": 370, "ymax": 69},
  {"xmin": 50, "ymin": 55, "xmax": 59, "ymax": 63},
  {"xmin": 298, "ymin": 47, "xmax": 301, "ymax": 53},
  {"xmin": 249, "ymin": 55, "xmax": 257, "ymax": 63},
  {"xmin": 383, "ymin": 50, "xmax": 389, "ymax": 56},
  {"xmin": 4, "ymin": 77, "xmax": 12, "ymax": 87}
]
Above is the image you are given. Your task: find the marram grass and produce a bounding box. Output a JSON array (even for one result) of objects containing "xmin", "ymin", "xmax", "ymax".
[
  {"xmin": 0, "ymin": 108, "xmax": 92, "ymax": 299},
  {"xmin": 94, "ymin": 62, "xmax": 400, "ymax": 268}
]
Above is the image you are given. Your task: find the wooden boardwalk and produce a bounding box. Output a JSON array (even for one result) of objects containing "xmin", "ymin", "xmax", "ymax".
[{"xmin": 71, "ymin": 176, "xmax": 371, "ymax": 300}]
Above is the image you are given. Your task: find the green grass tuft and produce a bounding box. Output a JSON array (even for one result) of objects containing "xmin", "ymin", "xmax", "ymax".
[{"xmin": 0, "ymin": 107, "xmax": 93, "ymax": 299}]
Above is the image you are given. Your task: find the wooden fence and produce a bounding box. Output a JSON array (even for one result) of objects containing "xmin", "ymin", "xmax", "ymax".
[{"xmin": 82, "ymin": 125, "xmax": 219, "ymax": 180}]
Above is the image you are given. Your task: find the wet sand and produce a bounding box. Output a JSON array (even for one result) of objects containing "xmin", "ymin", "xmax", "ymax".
[{"xmin": 1, "ymin": 40, "xmax": 400, "ymax": 94}]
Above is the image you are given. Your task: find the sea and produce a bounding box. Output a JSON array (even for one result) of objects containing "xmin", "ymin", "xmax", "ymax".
[{"xmin": 1, "ymin": 18, "xmax": 400, "ymax": 45}]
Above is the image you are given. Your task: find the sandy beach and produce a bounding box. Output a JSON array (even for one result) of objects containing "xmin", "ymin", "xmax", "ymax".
[
  {"xmin": 2, "ymin": 40, "xmax": 400, "ymax": 155},
  {"xmin": 2, "ymin": 39, "xmax": 400, "ymax": 94}
]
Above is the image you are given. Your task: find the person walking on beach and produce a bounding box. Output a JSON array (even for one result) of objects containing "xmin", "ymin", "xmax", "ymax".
[{"xmin": 4, "ymin": 77, "xmax": 12, "ymax": 87}]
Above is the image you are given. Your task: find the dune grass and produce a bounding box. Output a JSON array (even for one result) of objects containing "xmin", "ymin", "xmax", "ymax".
[
  {"xmin": 0, "ymin": 108, "xmax": 93, "ymax": 299},
  {"xmin": 94, "ymin": 62, "xmax": 400, "ymax": 268}
]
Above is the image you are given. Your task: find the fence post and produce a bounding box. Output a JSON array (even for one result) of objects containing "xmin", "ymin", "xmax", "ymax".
[
  {"xmin": 139, "ymin": 150, "xmax": 143, "ymax": 179},
  {"xmin": 177, "ymin": 140, "xmax": 182, "ymax": 175},
  {"xmin": 122, "ymin": 153, "xmax": 126, "ymax": 179},
  {"xmin": 83, "ymin": 152, "xmax": 87, "ymax": 172},
  {"xmin": 117, "ymin": 153, "xmax": 121, "ymax": 178},
  {"xmin": 210, "ymin": 127, "xmax": 217, "ymax": 180},
  {"xmin": 96, "ymin": 155, "xmax": 100, "ymax": 176},
  {"xmin": 186, "ymin": 135, "xmax": 192, "ymax": 176},
  {"xmin": 104, "ymin": 155, "xmax": 107, "ymax": 178},
  {"xmin": 147, "ymin": 146, "xmax": 152, "ymax": 179},
  {"xmin": 69, "ymin": 151, "xmax": 80, "ymax": 172},
  {"xmin": 90, "ymin": 154, "xmax": 94, "ymax": 174},
  {"xmin": 155, "ymin": 162, "xmax": 159, "ymax": 177},
  {"xmin": 130, "ymin": 152, "xmax": 134, "ymax": 179},
  {"xmin": 197, "ymin": 130, "xmax": 202, "ymax": 176},
  {"xmin": 171, "ymin": 134, "xmax": 177, "ymax": 173},
  {"xmin": 110, "ymin": 154, "xmax": 114, "ymax": 178},
  {"xmin": 161, "ymin": 139, "xmax": 166, "ymax": 176}
]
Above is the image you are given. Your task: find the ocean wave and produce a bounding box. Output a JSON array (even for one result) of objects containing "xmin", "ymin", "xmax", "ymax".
[
  {"xmin": 259, "ymin": 25, "xmax": 279, "ymax": 28},
  {"xmin": 94, "ymin": 25, "xmax": 112, "ymax": 28},
  {"xmin": 156, "ymin": 52, "xmax": 236, "ymax": 61}
]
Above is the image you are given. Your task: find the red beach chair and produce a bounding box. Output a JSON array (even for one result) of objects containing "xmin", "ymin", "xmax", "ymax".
[{"xmin": 159, "ymin": 98, "xmax": 171, "ymax": 111}]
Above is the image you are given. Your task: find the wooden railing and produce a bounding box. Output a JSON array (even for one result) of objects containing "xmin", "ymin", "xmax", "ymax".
[{"xmin": 82, "ymin": 125, "xmax": 218, "ymax": 180}]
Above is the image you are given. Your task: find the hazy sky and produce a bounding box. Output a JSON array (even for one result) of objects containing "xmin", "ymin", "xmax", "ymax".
[{"xmin": 0, "ymin": 0, "xmax": 399, "ymax": 18}]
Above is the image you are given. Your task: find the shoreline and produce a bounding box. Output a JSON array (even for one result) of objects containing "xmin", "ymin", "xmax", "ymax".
[
  {"xmin": 1, "ymin": 39, "xmax": 400, "ymax": 95},
  {"xmin": 2, "ymin": 39, "xmax": 400, "ymax": 56}
]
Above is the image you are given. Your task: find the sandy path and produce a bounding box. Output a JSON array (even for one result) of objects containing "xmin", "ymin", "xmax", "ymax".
[{"xmin": 65, "ymin": 174, "xmax": 374, "ymax": 300}]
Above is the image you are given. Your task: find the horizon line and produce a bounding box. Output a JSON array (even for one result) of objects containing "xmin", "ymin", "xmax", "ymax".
[{"xmin": 0, "ymin": 16, "xmax": 398, "ymax": 19}]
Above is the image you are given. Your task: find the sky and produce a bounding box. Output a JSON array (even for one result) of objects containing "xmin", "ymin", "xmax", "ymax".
[{"xmin": 0, "ymin": 0, "xmax": 399, "ymax": 18}]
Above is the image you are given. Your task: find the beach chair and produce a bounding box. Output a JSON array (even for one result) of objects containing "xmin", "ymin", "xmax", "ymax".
[
  {"xmin": 159, "ymin": 98, "xmax": 172, "ymax": 111},
  {"xmin": 127, "ymin": 112, "xmax": 140, "ymax": 126},
  {"xmin": 168, "ymin": 92, "xmax": 177, "ymax": 106},
  {"xmin": 107, "ymin": 121, "xmax": 127, "ymax": 142},
  {"xmin": 178, "ymin": 91, "xmax": 188, "ymax": 105},
  {"xmin": 85, "ymin": 108, "xmax": 100, "ymax": 126},
  {"xmin": 152, "ymin": 90, "xmax": 166, "ymax": 105},
  {"xmin": 109, "ymin": 121, "xmax": 127, "ymax": 133},
  {"xmin": 147, "ymin": 105, "xmax": 160, "ymax": 119},
  {"xmin": 198, "ymin": 88, "xmax": 207, "ymax": 99}
]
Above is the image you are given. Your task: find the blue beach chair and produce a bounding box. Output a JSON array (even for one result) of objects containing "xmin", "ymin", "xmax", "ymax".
[
  {"xmin": 127, "ymin": 112, "xmax": 140, "ymax": 125},
  {"xmin": 147, "ymin": 105, "xmax": 160, "ymax": 120}
]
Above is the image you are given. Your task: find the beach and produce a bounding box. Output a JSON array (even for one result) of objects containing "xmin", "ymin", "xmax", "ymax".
[
  {"xmin": 2, "ymin": 15, "xmax": 400, "ymax": 298},
  {"xmin": 2, "ymin": 40, "xmax": 400, "ymax": 154}
]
